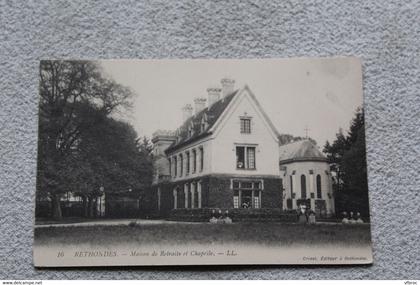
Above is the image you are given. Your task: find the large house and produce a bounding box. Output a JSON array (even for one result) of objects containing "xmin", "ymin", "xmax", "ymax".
[{"xmin": 150, "ymin": 78, "xmax": 335, "ymax": 217}]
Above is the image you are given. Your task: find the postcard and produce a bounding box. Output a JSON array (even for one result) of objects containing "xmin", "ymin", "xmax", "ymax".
[{"xmin": 34, "ymin": 57, "xmax": 372, "ymax": 266}]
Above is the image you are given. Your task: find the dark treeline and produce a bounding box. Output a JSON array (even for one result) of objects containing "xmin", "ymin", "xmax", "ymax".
[
  {"xmin": 36, "ymin": 61, "xmax": 153, "ymax": 220},
  {"xmin": 323, "ymin": 108, "xmax": 370, "ymax": 217}
]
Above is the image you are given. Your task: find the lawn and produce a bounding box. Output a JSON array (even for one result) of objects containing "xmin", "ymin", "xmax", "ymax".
[{"xmin": 34, "ymin": 222, "xmax": 372, "ymax": 248}]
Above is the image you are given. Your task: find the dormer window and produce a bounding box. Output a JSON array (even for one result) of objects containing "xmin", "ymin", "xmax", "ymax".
[
  {"xmin": 175, "ymin": 128, "xmax": 181, "ymax": 143},
  {"xmin": 188, "ymin": 121, "xmax": 194, "ymax": 138},
  {"xmin": 200, "ymin": 114, "xmax": 208, "ymax": 133}
]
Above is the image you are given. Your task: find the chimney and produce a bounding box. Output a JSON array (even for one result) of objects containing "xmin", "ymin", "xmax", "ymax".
[
  {"xmin": 221, "ymin": 77, "xmax": 235, "ymax": 98},
  {"xmin": 194, "ymin": 97, "xmax": 207, "ymax": 114},
  {"xmin": 207, "ymin": 86, "xmax": 222, "ymax": 107},
  {"xmin": 182, "ymin": 104, "xmax": 193, "ymax": 122}
]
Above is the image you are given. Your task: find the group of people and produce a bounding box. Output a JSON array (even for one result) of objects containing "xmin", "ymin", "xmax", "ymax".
[
  {"xmin": 297, "ymin": 204, "xmax": 317, "ymax": 224},
  {"xmin": 209, "ymin": 209, "xmax": 233, "ymax": 224},
  {"xmin": 341, "ymin": 211, "xmax": 364, "ymax": 224},
  {"xmin": 206, "ymin": 207, "xmax": 364, "ymax": 225}
]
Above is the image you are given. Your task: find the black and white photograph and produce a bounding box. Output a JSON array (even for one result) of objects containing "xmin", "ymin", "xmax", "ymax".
[{"xmin": 33, "ymin": 58, "xmax": 372, "ymax": 266}]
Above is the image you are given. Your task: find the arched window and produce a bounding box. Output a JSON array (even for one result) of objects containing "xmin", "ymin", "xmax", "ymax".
[
  {"xmin": 179, "ymin": 154, "xmax": 183, "ymax": 177},
  {"xmin": 316, "ymin": 175, "xmax": 322, "ymax": 198},
  {"xmin": 290, "ymin": 175, "xmax": 294, "ymax": 197},
  {"xmin": 173, "ymin": 156, "xmax": 177, "ymax": 177},
  {"xmin": 300, "ymin": 175, "xmax": 307, "ymax": 199},
  {"xmin": 173, "ymin": 187, "xmax": 179, "ymax": 209}
]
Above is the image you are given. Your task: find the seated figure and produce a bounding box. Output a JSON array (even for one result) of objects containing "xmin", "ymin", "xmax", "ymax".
[
  {"xmin": 209, "ymin": 216, "xmax": 218, "ymax": 224},
  {"xmin": 223, "ymin": 210, "xmax": 232, "ymax": 224},
  {"xmin": 217, "ymin": 209, "xmax": 225, "ymax": 223},
  {"xmin": 356, "ymin": 212, "xmax": 364, "ymax": 224},
  {"xmin": 298, "ymin": 204, "xmax": 308, "ymax": 223},
  {"xmin": 349, "ymin": 211, "xmax": 356, "ymax": 224},
  {"xmin": 308, "ymin": 210, "xmax": 316, "ymax": 224},
  {"xmin": 342, "ymin": 211, "xmax": 349, "ymax": 224},
  {"xmin": 209, "ymin": 209, "xmax": 217, "ymax": 223}
]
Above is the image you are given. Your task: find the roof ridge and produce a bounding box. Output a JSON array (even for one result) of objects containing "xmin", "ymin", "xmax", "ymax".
[
  {"xmin": 165, "ymin": 89, "xmax": 239, "ymax": 153},
  {"xmin": 279, "ymin": 139, "xmax": 326, "ymax": 162}
]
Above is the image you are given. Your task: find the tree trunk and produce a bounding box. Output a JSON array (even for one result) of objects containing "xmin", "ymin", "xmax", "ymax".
[{"xmin": 52, "ymin": 194, "xmax": 62, "ymax": 220}]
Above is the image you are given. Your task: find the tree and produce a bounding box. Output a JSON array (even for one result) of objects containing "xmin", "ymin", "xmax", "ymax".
[
  {"xmin": 137, "ymin": 136, "xmax": 154, "ymax": 158},
  {"xmin": 323, "ymin": 108, "xmax": 369, "ymax": 217},
  {"xmin": 37, "ymin": 60, "xmax": 135, "ymax": 220},
  {"xmin": 72, "ymin": 110, "xmax": 153, "ymax": 217},
  {"xmin": 278, "ymin": 134, "xmax": 317, "ymax": 146}
]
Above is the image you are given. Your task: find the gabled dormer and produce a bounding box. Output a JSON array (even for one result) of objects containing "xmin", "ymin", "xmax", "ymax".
[
  {"xmin": 188, "ymin": 120, "xmax": 195, "ymax": 138},
  {"xmin": 174, "ymin": 128, "xmax": 181, "ymax": 144},
  {"xmin": 200, "ymin": 113, "xmax": 208, "ymax": 133}
]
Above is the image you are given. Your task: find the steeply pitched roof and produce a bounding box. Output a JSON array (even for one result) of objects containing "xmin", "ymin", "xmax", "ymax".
[
  {"xmin": 165, "ymin": 90, "xmax": 239, "ymax": 153},
  {"xmin": 279, "ymin": 140, "xmax": 327, "ymax": 164}
]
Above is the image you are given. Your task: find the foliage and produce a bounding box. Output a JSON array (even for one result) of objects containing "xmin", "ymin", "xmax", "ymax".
[
  {"xmin": 323, "ymin": 108, "xmax": 369, "ymax": 216},
  {"xmin": 36, "ymin": 60, "xmax": 153, "ymax": 220}
]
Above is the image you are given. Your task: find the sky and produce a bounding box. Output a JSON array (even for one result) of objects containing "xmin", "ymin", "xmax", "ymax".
[{"xmin": 100, "ymin": 57, "xmax": 363, "ymax": 147}]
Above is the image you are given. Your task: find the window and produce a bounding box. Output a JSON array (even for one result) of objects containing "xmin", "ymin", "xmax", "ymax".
[
  {"xmin": 236, "ymin": 147, "xmax": 245, "ymax": 168},
  {"xmin": 233, "ymin": 190, "xmax": 239, "ymax": 208},
  {"xmin": 232, "ymin": 181, "xmax": 262, "ymax": 209},
  {"xmin": 173, "ymin": 188, "xmax": 178, "ymax": 209},
  {"xmin": 236, "ymin": 146, "xmax": 256, "ymax": 169},
  {"xmin": 173, "ymin": 156, "xmax": 177, "ymax": 177},
  {"xmin": 188, "ymin": 121, "xmax": 194, "ymax": 138},
  {"xmin": 231, "ymin": 180, "xmax": 263, "ymax": 190},
  {"xmin": 197, "ymin": 181, "xmax": 202, "ymax": 209},
  {"xmin": 168, "ymin": 158, "xmax": 171, "ymax": 177},
  {"xmin": 301, "ymin": 174, "xmax": 307, "ymax": 199},
  {"xmin": 192, "ymin": 149, "xmax": 197, "ymax": 173},
  {"xmin": 290, "ymin": 175, "xmax": 293, "ymax": 197},
  {"xmin": 241, "ymin": 182, "xmax": 253, "ymax": 188},
  {"xmin": 186, "ymin": 151, "xmax": 190, "ymax": 174},
  {"xmin": 201, "ymin": 115, "xmax": 208, "ymax": 133},
  {"xmin": 179, "ymin": 154, "xmax": 183, "ymax": 177},
  {"xmin": 253, "ymin": 196, "xmax": 260, "ymax": 208},
  {"xmin": 240, "ymin": 118, "xmax": 251, "ymax": 133},
  {"xmin": 247, "ymin": 147, "xmax": 255, "ymax": 169},
  {"xmin": 199, "ymin": 147, "xmax": 204, "ymax": 172},
  {"xmin": 316, "ymin": 174, "xmax": 322, "ymax": 198}
]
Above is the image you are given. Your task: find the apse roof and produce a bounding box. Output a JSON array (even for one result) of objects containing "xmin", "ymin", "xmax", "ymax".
[{"xmin": 278, "ymin": 139, "xmax": 327, "ymax": 164}]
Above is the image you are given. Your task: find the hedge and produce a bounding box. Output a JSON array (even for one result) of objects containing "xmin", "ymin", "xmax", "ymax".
[{"xmin": 167, "ymin": 208, "xmax": 298, "ymax": 223}]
